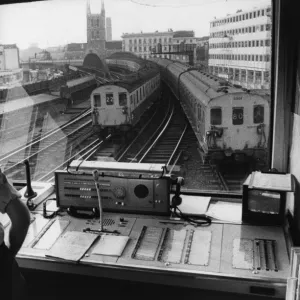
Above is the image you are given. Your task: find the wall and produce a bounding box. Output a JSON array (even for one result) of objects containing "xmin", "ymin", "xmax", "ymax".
[{"xmin": 4, "ymin": 48, "xmax": 19, "ymax": 70}]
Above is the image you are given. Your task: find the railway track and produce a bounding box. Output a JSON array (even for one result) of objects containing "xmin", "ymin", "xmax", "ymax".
[
  {"xmin": 0, "ymin": 109, "xmax": 98, "ymax": 182},
  {"xmin": 217, "ymin": 162, "xmax": 250, "ymax": 192}
]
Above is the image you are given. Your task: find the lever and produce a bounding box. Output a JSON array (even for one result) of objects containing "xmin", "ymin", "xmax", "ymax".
[
  {"xmin": 92, "ymin": 170, "xmax": 103, "ymax": 231},
  {"xmin": 24, "ymin": 160, "xmax": 37, "ymax": 208}
]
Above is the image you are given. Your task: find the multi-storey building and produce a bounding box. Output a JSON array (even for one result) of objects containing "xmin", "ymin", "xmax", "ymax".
[
  {"xmin": 208, "ymin": 4, "xmax": 272, "ymax": 89},
  {"xmin": 122, "ymin": 30, "xmax": 174, "ymax": 60},
  {"xmin": 122, "ymin": 30, "xmax": 208, "ymax": 65},
  {"xmin": 0, "ymin": 44, "xmax": 23, "ymax": 87}
]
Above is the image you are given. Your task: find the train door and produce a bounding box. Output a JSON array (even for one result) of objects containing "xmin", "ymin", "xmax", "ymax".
[
  {"xmin": 118, "ymin": 92, "xmax": 129, "ymax": 124},
  {"xmin": 229, "ymin": 106, "xmax": 246, "ymax": 150}
]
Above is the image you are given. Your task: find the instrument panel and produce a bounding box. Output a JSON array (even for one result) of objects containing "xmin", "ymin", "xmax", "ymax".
[{"xmin": 55, "ymin": 172, "xmax": 170, "ymax": 215}]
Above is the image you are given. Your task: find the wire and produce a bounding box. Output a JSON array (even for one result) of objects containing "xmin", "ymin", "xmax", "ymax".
[
  {"xmin": 171, "ymin": 205, "xmax": 212, "ymax": 226},
  {"xmin": 129, "ymin": 0, "xmax": 226, "ymax": 8},
  {"xmin": 43, "ymin": 198, "xmax": 63, "ymax": 219}
]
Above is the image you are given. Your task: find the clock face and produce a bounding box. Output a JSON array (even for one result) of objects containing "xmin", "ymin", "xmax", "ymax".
[{"xmin": 112, "ymin": 186, "xmax": 126, "ymax": 199}]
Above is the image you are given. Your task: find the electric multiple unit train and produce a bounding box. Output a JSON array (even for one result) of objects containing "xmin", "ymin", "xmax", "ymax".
[
  {"xmin": 90, "ymin": 54, "xmax": 160, "ymax": 136},
  {"xmin": 153, "ymin": 58, "xmax": 270, "ymax": 165}
]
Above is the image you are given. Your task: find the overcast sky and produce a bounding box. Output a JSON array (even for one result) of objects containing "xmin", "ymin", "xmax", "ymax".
[{"xmin": 0, "ymin": 0, "xmax": 271, "ymax": 50}]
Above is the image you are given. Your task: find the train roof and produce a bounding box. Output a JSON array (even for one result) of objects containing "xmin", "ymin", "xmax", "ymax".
[
  {"xmin": 152, "ymin": 58, "xmax": 270, "ymax": 101},
  {"xmin": 65, "ymin": 75, "xmax": 95, "ymax": 88},
  {"xmin": 96, "ymin": 63, "xmax": 159, "ymax": 93},
  {"xmin": 107, "ymin": 51, "xmax": 153, "ymax": 70}
]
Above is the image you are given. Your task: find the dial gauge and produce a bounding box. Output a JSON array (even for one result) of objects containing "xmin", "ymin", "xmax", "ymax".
[{"xmin": 112, "ymin": 186, "xmax": 126, "ymax": 199}]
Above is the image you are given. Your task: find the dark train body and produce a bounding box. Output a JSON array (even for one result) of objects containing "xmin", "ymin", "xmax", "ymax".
[{"xmin": 153, "ymin": 58, "xmax": 270, "ymax": 165}]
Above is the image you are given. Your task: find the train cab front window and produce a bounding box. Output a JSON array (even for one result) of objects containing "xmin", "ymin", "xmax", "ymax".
[
  {"xmin": 254, "ymin": 105, "xmax": 264, "ymax": 123},
  {"xmin": 119, "ymin": 93, "xmax": 127, "ymax": 106},
  {"xmin": 232, "ymin": 107, "xmax": 244, "ymax": 125},
  {"xmin": 93, "ymin": 94, "xmax": 101, "ymax": 107},
  {"xmin": 106, "ymin": 93, "xmax": 114, "ymax": 105},
  {"xmin": 210, "ymin": 108, "xmax": 222, "ymax": 125}
]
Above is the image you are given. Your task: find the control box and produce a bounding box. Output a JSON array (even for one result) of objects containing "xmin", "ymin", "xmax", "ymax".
[{"xmin": 55, "ymin": 161, "xmax": 171, "ymax": 215}]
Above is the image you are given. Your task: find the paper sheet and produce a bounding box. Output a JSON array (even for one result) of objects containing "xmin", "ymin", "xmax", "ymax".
[
  {"xmin": 177, "ymin": 195, "xmax": 211, "ymax": 216},
  {"xmin": 250, "ymin": 172, "xmax": 293, "ymax": 191},
  {"xmin": 92, "ymin": 235, "xmax": 129, "ymax": 256},
  {"xmin": 46, "ymin": 231, "xmax": 98, "ymax": 262},
  {"xmin": 206, "ymin": 202, "xmax": 242, "ymax": 223}
]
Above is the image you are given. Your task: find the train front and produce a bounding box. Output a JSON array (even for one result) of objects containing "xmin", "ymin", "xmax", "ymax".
[{"xmin": 91, "ymin": 84, "xmax": 130, "ymax": 136}]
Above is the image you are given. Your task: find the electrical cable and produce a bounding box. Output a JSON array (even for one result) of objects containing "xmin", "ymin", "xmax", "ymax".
[
  {"xmin": 43, "ymin": 198, "xmax": 64, "ymax": 219},
  {"xmin": 171, "ymin": 205, "xmax": 212, "ymax": 226}
]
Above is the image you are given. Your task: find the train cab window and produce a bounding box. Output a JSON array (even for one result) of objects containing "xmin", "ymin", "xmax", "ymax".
[
  {"xmin": 210, "ymin": 108, "xmax": 222, "ymax": 125},
  {"xmin": 253, "ymin": 105, "xmax": 264, "ymax": 123},
  {"xmin": 119, "ymin": 93, "xmax": 127, "ymax": 106},
  {"xmin": 232, "ymin": 107, "xmax": 244, "ymax": 125},
  {"xmin": 106, "ymin": 93, "xmax": 114, "ymax": 105},
  {"xmin": 93, "ymin": 94, "xmax": 101, "ymax": 107}
]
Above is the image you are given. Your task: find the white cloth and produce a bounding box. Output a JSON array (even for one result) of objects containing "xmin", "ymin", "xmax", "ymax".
[{"xmin": 0, "ymin": 172, "xmax": 21, "ymax": 245}]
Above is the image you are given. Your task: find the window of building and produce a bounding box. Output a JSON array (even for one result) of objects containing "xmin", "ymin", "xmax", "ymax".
[
  {"xmin": 266, "ymin": 24, "xmax": 271, "ymax": 31},
  {"xmin": 232, "ymin": 107, "xmax": 244, "ymax": 125},
  {"xmin": 255, "ymin": 71, "xmax": 262, "ymax": 83},
  {"xmin": 253, "ymin": 26, "xmax": 256, "ymax": 32},
  {"xmin": 93, "ymin": 94, "xmax": 101, "ymax": 107},
  {"xmin": 253, "ymin": 11, "xmax": 256, "ymax": 18},
  {"xmin": 119, "ymin": 93, "xmax": 127, "ymax": 106},
  {"xmin": 210, "ymin": 108, "xmax": 222, "ymax": 125},
  {"xmin": 252, "ymin": 40, "xmax": 255, "ymax": 47},
  {"xmin": 264, "ymin": 71, "xmax": 270, "ymax": 83},
  {"xmin": 249, "ymin": 26, "xmax": 252, "ymax": 33},
  {"xmin": 266, "ymin": 39, "xmax": 271, "ymax": 46},
  {"xmin": 106, "ymin": 93, "xmax": 114, "ymax": 105},
  {"xmin": 250, "ymin": 12, "xmax": 252, "ymax": 18},
  {"xmin": 254, "ymin": 105, "xmax": 264, "ymax": 123},
  {"xmin": 257, "ymin": 10, "xmax": 260, "ymax": 17},
  {"xmin": 262, "ymin": 9, "xmax": 265, "ymax": 16},
  {"xmin": 246, "ymin": 13, "xmax": 248, "ymax": 19},
  {"xmin": 256, "ymin": 40, "xmax": 259, "ymax": 47}
]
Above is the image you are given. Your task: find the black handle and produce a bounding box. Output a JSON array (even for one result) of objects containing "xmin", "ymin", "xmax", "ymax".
[{"xmin": 24, "ymin": 160, "xmax": 37, "ymax": 199}]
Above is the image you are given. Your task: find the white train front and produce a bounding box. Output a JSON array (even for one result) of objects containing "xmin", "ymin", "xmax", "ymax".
[{"xmin": 90, "ymin": 72, "xmax": 160, "ymax": 135}]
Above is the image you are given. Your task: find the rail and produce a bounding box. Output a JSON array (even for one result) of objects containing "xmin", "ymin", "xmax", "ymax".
[
  {"xmin": 138, "ymin": 104, "xmax": 175, "ymax": 163},
  {"xmin": 166, "ymin": 124, "xmax": 187, "ymax": 166}
]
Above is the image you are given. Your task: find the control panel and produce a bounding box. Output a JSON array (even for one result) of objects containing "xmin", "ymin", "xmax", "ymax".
[{"xmin": 55, "ymin": 161, "xmax": 171, "ymax": 215}]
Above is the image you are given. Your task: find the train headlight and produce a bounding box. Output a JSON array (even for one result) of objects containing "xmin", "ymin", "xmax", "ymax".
[{"xmin": 122, "ymin": 106, "xmax": 128, "ymax": 115}]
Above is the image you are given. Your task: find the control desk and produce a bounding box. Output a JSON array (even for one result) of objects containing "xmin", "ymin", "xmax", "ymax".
[{"xmin": 0, "ymin": 161, "xmax": 293, "ymax": 299}]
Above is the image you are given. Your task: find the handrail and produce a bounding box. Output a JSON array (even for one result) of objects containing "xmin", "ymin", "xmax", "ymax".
[
  {"xmin": 3, "ymin": 120, "xmax": 92, "ymax": 175},
  {"xmin": 0, "ymin": 109, "xmax": 91, "ymax": 163}
]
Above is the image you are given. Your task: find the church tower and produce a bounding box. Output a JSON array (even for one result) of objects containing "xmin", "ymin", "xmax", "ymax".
[{"xmin": 86, "ymin": 0, "xmax": 106, "ymax": 58}]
